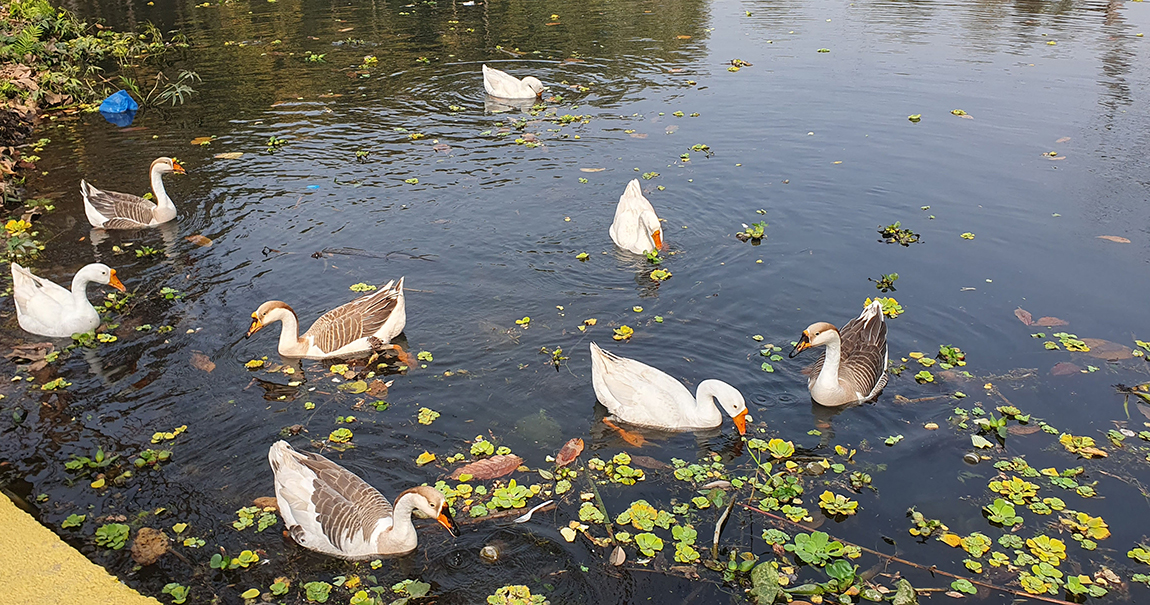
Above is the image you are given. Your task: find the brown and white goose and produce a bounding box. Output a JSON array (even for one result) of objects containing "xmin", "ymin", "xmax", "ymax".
[
  {"xmin": 246, "ymin": 278, "xmax": 406, "ymax": 360},
  {"xmin": 81, "ymin": 157, "xmax": 185, "ymax": 229},
  {"xmin": 789, "ymin": 300, "xmax": 889, "ymax": 407},
  {"xmin": 268, "ymin": 441, "xmax": 458, "ymax": 559}
]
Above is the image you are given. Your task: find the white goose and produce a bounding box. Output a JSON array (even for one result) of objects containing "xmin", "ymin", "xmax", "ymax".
[
  {"xmin": 589, "ymin": 342, "xmax": 749, "ymax": 434},
  {"xmin": 11, "ymin": 262, "xmax": 126, "ymax": 338},
  {"xmin": 268, "ymin": 441, "xmax": 458, "ymax": 559},
  {"xmin": 790, "ymin": 300, "xmax": 889, "ymax": 407},
  {"xmin": 246, "ymin": 278, "xmax": 406, "ymax": 360},
  {"xmin": 482, "ymin": 64, "xmax": 544, "ymax": 99},
  {"xmin": 81, "ymin": 157, "xmax": 185, "ymax": 229},
  {"xmin": 609, "ymin": 179, "xmax": 663, "ymax": 255}
]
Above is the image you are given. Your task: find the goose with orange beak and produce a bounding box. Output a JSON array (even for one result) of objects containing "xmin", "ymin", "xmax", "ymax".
[
  {"xmin": 609, "ymin": 179, "xmax": 665, "ymax": 255},
  {"xmin": 269, "ymin": 441, "xmax": 458, "ymax": 559},
  {"xmin": 790, "ymin": 300, "xmax": 889, "ymax": 407},
  {"xmin": 81, "ymin": 157, "xmax": 186, "ymax": 229},
  {"xmin": 590, "ymin": 342, "xmax": 749, "ymax": 434},
  {"xmin": 11, "ymin": 262, "xmax": 126, "ymax": 338}
]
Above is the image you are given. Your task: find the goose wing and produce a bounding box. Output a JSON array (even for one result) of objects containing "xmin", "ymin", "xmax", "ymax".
[
  {"xmin": 482, "ymin": 64, "xmax": 530, "ymax": 98},
  {"xmin": 270, "ymin": 442, "xmax": 393, "ymax": 555},
  {"xmin": 81, "ymin": 180, "xmax": 157, "ymax": 225},
  {"xmin": 836, "ymin": 304, "xmax": 888, "ymax": 398},
  {"xmin": 303, "ymin": 280, "xmax": 402, "ymax": 353},
  {"xmin": 11, "ymin": 262, "xmax": 71, "ymax": 309},
  {"xmin": 589, "ymin": 342, "xmax": 693, "ymax": 427}
]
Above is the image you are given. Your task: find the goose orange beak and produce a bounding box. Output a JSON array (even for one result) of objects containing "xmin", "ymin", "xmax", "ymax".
[
  {"xmin": 652, "ymin": 229, "xmax": 663, "ymax": 250},
  {"xmin": 108, "ymin": 269, "xmax": 126, "ymax": 292},
  {"xmin": 732, "ymin": 409, "xmax": 748, "ymax": 435},
  {"xmin": 437, "ymin": 509, "xmax": 459, "ymax": 537},
  {"xmin": 789, "ymin": 331, "xmax": 812, "ymax": 358},
  {"xmin": 246, "ymin": 312, "xmax": 264, "ymax": 338},
  {"xmin": 172, "ymin": 160, "xmax": 186, "ymax": 174}
]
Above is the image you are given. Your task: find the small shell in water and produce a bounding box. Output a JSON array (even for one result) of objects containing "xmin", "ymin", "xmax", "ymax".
[
  {"xmin": 963, "ymin": 452, "xmax": 980, "ymax": 465},
  {"xmin": 479, "ymin": 545, "xmax": 501, "ymax": 563}
]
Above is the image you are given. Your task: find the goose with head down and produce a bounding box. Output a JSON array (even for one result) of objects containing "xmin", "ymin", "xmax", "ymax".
[
  {"xmin": 268, "ymin": 441, "xmax": 458, "ymax": 559},
  {"xmin": 790, "ymin": 300, "xmax": 889, "ymax": 407},
  {"xmin": 589, "ymin": 342, "xmax": 749, "ymax": 434},
  {"xmin": 482, "ymin": 64, "xmax": 544, "ymax": 99},
  {"xmin": 81, "ymin": 157, "xmax": 185, "ymax": 229},
  {"xmin": 246, "ymin": 277, "xmax": 406, "ymax": 360},
  {"xmin": 11, "ymin": 262, "xmax": 126, "ymax": 338},
  {"xmin": 609, "ymin": 179, "xmax": 663, "ymax": 255}
]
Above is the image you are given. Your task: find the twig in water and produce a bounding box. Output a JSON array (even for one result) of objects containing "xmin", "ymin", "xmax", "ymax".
[{"xmin": 711, "ymin": 497, "xmax": 736, "ymax": 559}]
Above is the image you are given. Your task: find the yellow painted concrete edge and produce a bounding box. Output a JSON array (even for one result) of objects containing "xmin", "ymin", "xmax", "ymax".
[{"xmin": 0, "ymin": 493, "xmax": 162, "ymax": 605}]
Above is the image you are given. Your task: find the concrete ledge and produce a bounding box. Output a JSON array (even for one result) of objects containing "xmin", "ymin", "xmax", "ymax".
[{"xmin": 0, "ymin": 493, "xmax": 161, "ymax": 605}]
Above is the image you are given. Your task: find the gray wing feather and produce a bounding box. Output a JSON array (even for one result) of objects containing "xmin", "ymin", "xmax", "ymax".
[
  {"xmin": 295, "ymin": 450, "xmax": 393, "ymax": 550},
  {"xmin": 837, "ymin": 310, "xmax": 888, "ymax": 400},
  {"xmin": 306, "ymin": 284, "xmax": 399, "ymax": 353},
  {"xmin": 87, "ymin": 186, "xmax": 158, "ymax": 224}
]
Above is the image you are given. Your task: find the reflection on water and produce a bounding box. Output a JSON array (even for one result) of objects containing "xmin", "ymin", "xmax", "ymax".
[{"xmin": 4, "ymin": 0, "xmax": 1150, "ymax": 601}]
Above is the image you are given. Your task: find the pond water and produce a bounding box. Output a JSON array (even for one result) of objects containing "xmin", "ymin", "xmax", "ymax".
[{"xmin": 4, "ymin": 0, "xmax": 1150, "ymax": 602}]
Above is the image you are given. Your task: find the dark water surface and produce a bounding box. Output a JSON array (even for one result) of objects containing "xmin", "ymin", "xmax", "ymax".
[{"xmin": 4, "ymin": 0, "xmax": 1150, "ymax": 602}]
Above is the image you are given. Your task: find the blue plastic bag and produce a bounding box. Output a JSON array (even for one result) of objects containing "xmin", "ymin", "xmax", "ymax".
[{"xmin": 99, "ymin": 90, "xmax": 138, "ymax": 127}]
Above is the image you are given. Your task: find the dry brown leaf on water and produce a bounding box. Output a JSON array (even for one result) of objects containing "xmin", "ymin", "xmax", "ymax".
[
  {"xmin": 555, "ymin": 438, "xmax": 584, "ymax": 467},
  {"xmin": 6, "ymin": 342, "xmax": 54, "ymax": 362},
  {"xmin": 1050, "ymin": 362, "xmax": 1081, "ymax": 376},
  {"xmin": 1097, "ymin": 235, "xmax": 1131, "ymax": 244},
  {"xmin": 610, "ymin": 545, "xmax": 626, "ymax": 566},
  {"xmin": 1007, "ymin": 424, "xmax": 1041, "ymax": 436},
  {"xmin": 253, "ymin": 496, "xmax": 279, "ymax": 511},
  {"xmin": 580, "ymin": 168, "xmax": 606, "ymax": 173},
  {"xmin": 630, "ymin": 133, "xmax": 648, "ymax": 139},
  {"xmin": 677, "ymin": 35, "xmax": 692, "ymax": 39},
  {"xmin": 449, "ymin": 454, "xmax": 523, "ymax": 480},
  {"xmin": 433, "ymin": 143, "xmax": 451, "ymax": 153},
  {"xmin": 1081, "ymin": 447, "xmax": 1108, "ymax": 458},
  {"xmin": 630, "ymin": 454, "xmax": 671, "ymax": 470},
  {"xmin": 190, "ymin": 352, "xmax": 216, "ymax": 373},
  {"xmin": 130, "ymin": 527, "xmax": 169, "ymax": 565},
  {"xmin": 185, "ymin": 234, "xmax": 213, "ymax": 247},
  {"xmin": 1035, "ymin": 316, "xmax": 1068, "ymax": 327},
  {"xmin": 1081, "ymin": 339, "xmax": 1134, "ymax": 361},
  {"xmin": 190, "ymin": 136, "xmax": 214, "ymax": 145},
  {"xmin": 366, "ymin": 379, "xmax": 389, "ymax": 397},
  {"xmin": 214, "ymin": 152, "xmax": 243, "ymax": 160},
  {"xmin": 1014, "ymin": 307, "xmax": 1033, "ymax": 326},
  {"xmin": 1055, "ymin": 137, "xmax": 1071, "ymax": 143}
]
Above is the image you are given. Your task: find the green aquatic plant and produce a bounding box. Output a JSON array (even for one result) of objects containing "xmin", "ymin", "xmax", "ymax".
[
  {"xmin": 818, "ymin": 491, "xmax": 858, "ymax": 516},
  {"xmin": 304, "ymin": 581, "xmax": 332, "ymax": 602},
  {"xmin": 983, "ymin": 498, "xmax": 1022, "ymax": 526},
  {"xmin": 162, "ymin": 583, "xmax": 189, "ymax": 604},
  {"xmin": 785, "ymin": 531, "xmax": 844, "ymax": 566},
  {"xmin": 870, "ymin": 272, "xmax": 899, "ymax": 292},
  {"xmin": 486, "ymin": 585, "xmax": 548, "ymax": 605},
  {"xmin": 94, "ymin": 523, "xmax": 129, "ymax": 549},
  {"xmin": 877, "ymin": 221, "xmax": 920, "ymax": 245}
]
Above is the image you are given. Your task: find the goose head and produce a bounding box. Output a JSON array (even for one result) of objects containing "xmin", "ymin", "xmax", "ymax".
[
  {"xmin": 151, "ymin": 157, "xmax": 186, "ymax": 175},
  {"xmin": 700, "ymin": 379, "xmax": 750, "ymax": 435},
  {"xmin": 246, "ymin": 301, "xmax": 296, "ymax": 337},
  {"xmin": 789, "ymin": 322, "xmax": 839, "ymax": 358},
  {"xmin": 521, "ymin": 76, "xmax": 545, "ymax": 96},
  {"xmin": 80, "ymin": 263, "xmax": 126, "ymax": 292},
  {"xmin": 398, "ymin": 486, "xmax": 459, "ymax": 537},
  {"xmin": 640, "ymin": 211, "xmax": 663, "ymax": 251}
]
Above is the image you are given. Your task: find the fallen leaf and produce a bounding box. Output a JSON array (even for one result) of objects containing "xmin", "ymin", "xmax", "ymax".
[
  {"xmin": 185, "ymin": 234, "xmax": 213, "ymax": 247},
  {"xmin": 1055, "ymin": 137, "xmax": 1071, "ymax": 143},
  {"xmin": 676, "ymin": 35, "xmax": 692, "ymax": 39},
  {"xmin": 940, "ymin": 533, "xmax": 963, "ymax": 547},
  {"xmin": 1035, "ymin": 317, "xmax": 1068, "ymax": 327},
  {"xmin": 1013, "ymin": 307, "xmax": 1033, "ymax": 326},
  {"xmin": 252, "ymin": 497, "xmax": 279, "ymax": 511},
  {"xmin": 1050, "ymin": 362, "xmax": 1081, "ymax": 376},
  {"xmin": 580, "ymin": 168, "xmax": 606, "ymax": 173},
  {"xmin": 1007, "ymin": 424, "xmax": 1041, "ymax": 436},
  {"xmin": 971, "ymin": 435, "xmax": 994, "ymax": 449},
  {"xmin": 449, "ymin": 454, "xmax": 523, "ymax": 480},
  {"xmin": 1080, "ymin": 447, "xmax": 1108, "ymax": 458},
  {"xmin": 1097, "ymin": 235, "xmax": 1130, "ymax": 243},
  {"xmin": 610, "ymin": 545, "xmax": 626, "ymax": 565},
  {"xmin": 213, "ymin": 152, "xmax": 244, "ymax": 160},
  {"xmin": 416, "ymin": 451, "xmax": 436, "ymax": 466},
  {"xmin": 555, "ymin": 438, "xmax": 584, "ymax": 467},
  {"xmin": 1081, "ymin": 339, "xmax": 1134, "ymax": 361},
  {"xmin": 560, "ymin": 527, "xmax": 577, "ymax": 542},
  {"xmin": 190, "ymin": 136, "xmax": 214, "ymax": 145},
  {"xmin": 338, "ymin": 26, "xmax": 354, "ymax": 32},
  {"xmin": 190, "ymin": 352, "xmax": 215, "ymax": 373},
  {"xmin": 130, "ymin": 527, "xmax": 169, "ymax": 565},
  {"xmin": 366, "ymin": 379, "xmax": 389, "ymax": 397},
  {"xmin": 629, "ymin": 454, "xmax": 671, "ymax": 470}
]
